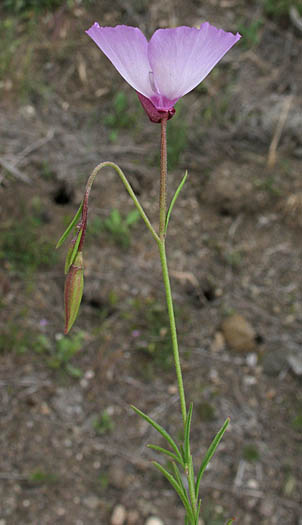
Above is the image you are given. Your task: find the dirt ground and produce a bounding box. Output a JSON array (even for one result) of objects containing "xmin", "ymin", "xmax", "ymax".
[{"xmin": 0, "ymin": 1, "xmax": 301, "ymax": 524}]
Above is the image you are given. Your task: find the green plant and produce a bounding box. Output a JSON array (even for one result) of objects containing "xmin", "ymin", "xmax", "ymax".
[
  {"xmin": 93, "ymin": 410, "xmax": 115, "ymax": 435},
  {"xmin": 47, "ymin": 331, "xmax": 85, "ymax": 377},
  {"xmin": 291, "ymin": 413, "xmax": 302, "ymax": 432},
  {"xmin": 243, "ymin": 444, "xmax": 260, "ymax": 462},
  {"xmin": 263, "ymin": 0, "xmax": 302, "ymax": 18},
  {"xmin": 2, "ymin": 0, "xmax": 95, "ymax": 14},
  {"xmin": 0, "ymin": 215, "xmax": 57, "ymax": 275},
  {"xmin": 29, "ymin": 469, "xmax": 57, "ymax": 484},
  {"xmin": 238, "ymin": 19, "xmax": 263, "ymax": 48},
  {"xmin": 129, "ymin": 297, "xmax": 174, "ymax": 371},
  {"xmin": 254, "ymin": 175, "xmax": 281, "ymax": 196},
  {"xmin": 224, "ymin": 250, "xmax": 242, "ymax": 269},
  {"xmin": 0, "ymin": 17, "xmax": 20, "ymax": 81},
  {"xmin": 88, "ymin": 208, "xmax": 140, "ymax": 248},
  {"xmin": 98, "ymin": 471, "xmax": 109, "ymax": 490},
  {"xmin": 104, "ymin": 91, "xmax": 138, "ymax": 141},
  {"xmin": 0, "ymin": 319, "xmax": 32, "ymax": 354},
  {"xmin": 202, "ymin": 94, "xmax": 230, "ymax": 126},
  {"xmin": 202, "ymin": 502, "xmax": 226, "ymax": 525},
  {"xmin": 57, "ymin": 20, "xmax": 241, "ymax": 522}
]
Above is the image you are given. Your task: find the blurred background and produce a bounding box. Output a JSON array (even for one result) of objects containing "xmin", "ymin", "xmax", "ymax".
[{"xmin": 0, "ymin": 1, "xmax": 301, "ymax": 524}]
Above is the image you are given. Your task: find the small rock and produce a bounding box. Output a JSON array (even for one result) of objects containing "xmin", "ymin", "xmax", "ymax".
[
  {"xmin": 145, "ymin": 518, "xmax": 164, "ymax": 525},
  {"xmin": 167, "ymin": 384, "xmax": 177, "ymax": 394},
  {"xmin": 262, "ymin": 350, "xmax": 288, "ymax": 376},
  {"xmin": 83, "ymin": 495, "xmax": 100, "ymax": 510},
  {"xmin": 259, "ymin": 498, "xmax": 274, "ymax": 517},
  {"xmin": 288, "ymin": 352, "xmax": 302, "ymax": 376},
  {"xmin": 111, "ymin": 504, "xmax": 127, "ymax": 525},
  {"xmin": 108, "ymin": 465, "xmax": 129, "ymax": 490},
  {"xmin": 211, "ymin": 331, "xmax": 225, "ymax": 352},
  {"xmin": 221, "ymin": 314, "xmax": 256, "ymax": 352},
  {"xmin": 246, "ymin": 353, "xmax": 257, "ymax": 367},
  {"xmin": 127, "ymin": 509, "xmax": 140, "ymax": 524},
  {"xmin": 247, "ymin": 479, "xmax": 259, "ymax": 490}
]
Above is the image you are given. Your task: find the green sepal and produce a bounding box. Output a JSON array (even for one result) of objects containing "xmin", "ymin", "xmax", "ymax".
[
  {"xmin": 184, "ymin": 402, "xmax": 193, "ymax": 463},
  {"xmin": 64, "ymin": 228, "xmax": 83, "ymax": 275},
  {"xmin": 165, "ymin": 170, "xmax": 188, "ymax": 234},
  {"xmin": 195, "ymin": 417, "xmax": 230, "ymax": 498},
  {"xmin": 56, "ymin": 201, "xmax": 83, "ymax": 249},
  {"xmin": 147, "ymin": 444, "xmax": 183, "ymax": 465},
  {"xmin": 131, "ymin": 405, "xmax": 183, "ymax": 463},
  {"xmin": 152, "ymin": 461, "xmax": 195, "ymax": 523},
  {"xmin": 64, "ymin": 252, "xmax": 84, "ymax": 334}
]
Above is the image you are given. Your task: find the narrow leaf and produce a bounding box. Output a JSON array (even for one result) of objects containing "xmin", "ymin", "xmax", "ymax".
[
  {"xmin": 196, "ymin": 499, "xmax": 202, "ymax": 522},
  {"xmin": 165, "ymin": 170, "xmax": 188, "ymax": 234},
  {"xmin": 131, "ymin": 405, "xmax": 182, "ymax": 462},
  {"xmin": 153, "ymin": 462, "xmax": 195, "ymax": 523},
  {"xmin": 184, "ymin": 402, "xmax": 193, "ymax": 463},
  {"xmin": 125, "ymin": 209, "xmax": 140, "ymax": 226},
  {"xmin": 188, "ymin": 454, "xmax": 197, "ymax": 511},
  {"xmin": 56, "ymin": 202, "xmax": 83, "ymax": 249},
  {"xmin": 172, "ymin": 462, "xmax": 187, "ymax": 499},
  {"xmin": 195, "ymin": 418, "xmax": 230, "ymax": 498},
  {"xmin": 226, "ymin": 519, "xmax": 235, "ymax": 524},
  {"xmin": 147, "ymin": 444, "xmax": 182, "ymax": 465},
  {"xmin": 64, "ymin": 229, "xmax": 83, "ymax": 275}
]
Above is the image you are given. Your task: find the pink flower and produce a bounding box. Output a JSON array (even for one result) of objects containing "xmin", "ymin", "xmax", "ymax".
[{"xmin": 86, "ymin": 23, "xmax": 241, "ymax": 123}]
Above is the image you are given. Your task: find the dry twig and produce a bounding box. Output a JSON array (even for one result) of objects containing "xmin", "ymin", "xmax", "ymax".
[{"xmin": 267, "ymin": 95, "xmax": 293, "ymax": 169}]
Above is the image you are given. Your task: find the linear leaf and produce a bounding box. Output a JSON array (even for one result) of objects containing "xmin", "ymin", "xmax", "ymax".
[
  {"xmin": 153, "ymin": 462, "xmax": 195, "ymax": 523},
  {"xmin": 188, "ymin": 453, "xmax": 197, "ymax": 513},
  {"xmin": 147, "ymin": 444, "xmax": 183, "ymax": 465},
  {"xmin": 172, "ymin": 462, "xmax": 197, "ymax": 525},
  {"xmin": 172, "ymin": 462, "xmax": 187, "ymax": 499},
  {"xmin": 226, "ymin": 519, "xmax": 235, "ymax": 524},
  {"xmin": 196, "ymin": 499, "xmax": 202, "ymax": 522},
  {"xmin": 131, "ymin": 405, "xmax": 182, "ymax": 462},
  {"xmin": 184, "ymin": 402, "xmax": 193, "ymax": 463},
  {"xmin": 56, "ymin": 202, "xmax": 83, "ymax": 249},
  {"xmin": 64, "ymin": 229, "xmax": 83, "ymax": 275},
  {"xmin": 195, "ymin": 418, "xmax": 230, "ymax": 498},
  {"xmin": 165, "ymin": 170, "xmax": 188, "ymax": 234}
]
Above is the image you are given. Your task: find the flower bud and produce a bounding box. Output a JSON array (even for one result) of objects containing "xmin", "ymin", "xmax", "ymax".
[{"xmin": 64, "ymin": 252, "xmax": 84, "ymax": 334}]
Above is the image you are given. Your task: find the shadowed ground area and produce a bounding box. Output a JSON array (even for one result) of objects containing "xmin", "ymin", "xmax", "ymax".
[{"xmin": 0, "ymin": 1, "xmax": 301, "ymax": 524}]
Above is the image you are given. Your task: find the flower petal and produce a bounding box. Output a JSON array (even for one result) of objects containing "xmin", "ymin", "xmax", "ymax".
[
  {"xmin": 148, "ymin": 23, "xmax": 241, "ymax": 109},
  {"xmin": 86, "ymin": 23, "xmax": 154, "ymax": 99}
]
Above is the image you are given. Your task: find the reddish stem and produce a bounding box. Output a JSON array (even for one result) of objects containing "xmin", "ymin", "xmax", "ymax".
[{"xmin": 159, "ymin": 115, "xmax": 168, "ymax": 240}]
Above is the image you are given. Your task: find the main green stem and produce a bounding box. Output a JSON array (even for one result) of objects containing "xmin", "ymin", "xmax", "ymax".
[{"xmin": 158, "ymin": 116, "xmax": 187, "ymax": 427}]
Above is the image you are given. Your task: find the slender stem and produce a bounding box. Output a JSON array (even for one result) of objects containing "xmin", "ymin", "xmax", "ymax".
[
  {"xmin": 85, "ymin": 161, "xmax": 159, "ymax": 244},
  {"xmin": 158, "ymin": 240, "xmax": 187, "ymax": 427},
  {"xmin": 159, "ymin": 116, "xmax": 168, "ymax": 240},
  {"xmin": 158, "ymin": 116, "xmax": 187, "ymax": 427}
]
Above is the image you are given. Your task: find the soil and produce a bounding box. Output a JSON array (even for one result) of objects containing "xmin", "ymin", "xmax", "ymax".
[{"xmin": 0, "ymin": 1, "xmax": 301, "ymax": 524}]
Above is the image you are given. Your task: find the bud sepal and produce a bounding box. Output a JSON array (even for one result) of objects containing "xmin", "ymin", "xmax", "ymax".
[{"xmin": 64, "ymin": 252, "xmax": 84, "ymax": 334}]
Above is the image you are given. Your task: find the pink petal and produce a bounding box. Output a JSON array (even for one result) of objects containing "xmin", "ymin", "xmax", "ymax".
[
  {"xmin": 148, "ymin": 23, "xmax": 241, "ymax": 110},
  {"xmin": 86, "ymin": 23, "xmax": 154, "ymax": 99}
]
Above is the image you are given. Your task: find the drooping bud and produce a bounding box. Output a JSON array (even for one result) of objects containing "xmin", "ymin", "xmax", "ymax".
[{"xmin": 64, "ymin": 251, "xmax": 84, "ymax": 334}]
